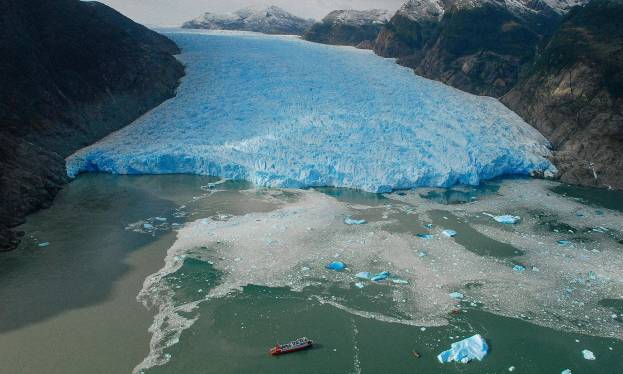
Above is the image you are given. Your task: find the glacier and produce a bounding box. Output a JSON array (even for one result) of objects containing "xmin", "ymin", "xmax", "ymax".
[{"xmin": 66, "ymin": 30, "xmax": 555, "ymax": 193}]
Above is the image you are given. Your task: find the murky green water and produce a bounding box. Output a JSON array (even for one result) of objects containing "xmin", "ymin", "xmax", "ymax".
[{"xmin": 0, "ymin": 175, "xmax": 622, "ymax": 373}]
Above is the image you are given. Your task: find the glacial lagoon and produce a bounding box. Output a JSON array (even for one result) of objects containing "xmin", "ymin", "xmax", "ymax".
[{"xmin": 0, "ymin": 174, "xmax": 622, "ymax": 373}]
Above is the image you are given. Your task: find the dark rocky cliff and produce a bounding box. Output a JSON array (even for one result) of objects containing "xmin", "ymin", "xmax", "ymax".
[
  {"xmin": 374, "ymin": 1, "xmax": 560, "ymax": 97},
  {"xmin": 502, "ymin": 0, "xmax": 623, "ymax": 189},
  {"xmin": 0, "ymin": 0, "xmax": 185, "ymax": 250},
  {"xmin": 303, "ymin": 10, "xmax": 391, "ymax": 48}
]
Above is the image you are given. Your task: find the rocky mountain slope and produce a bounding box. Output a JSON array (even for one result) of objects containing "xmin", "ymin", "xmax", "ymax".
[
  {"xmin": 303, "ymin": 9, "xmax": 391, "ymax": 48},
  {"xmin": 371, "ymin": 0, "xmax": 622, "ymax": 189},
  {"xmin": 502, "ymin": 0, "xmax": 623, "ymax": 189},
  {"xmin": 0, "ymin": 0, "xmax": 184, "ymax": 251},
  {"xmin": 182, "ymin": 6, "xmax": 313, "ymax": 35},
  {"xmin": 374, "ymin": 0, "xmax": 565, "ymax": 96}
]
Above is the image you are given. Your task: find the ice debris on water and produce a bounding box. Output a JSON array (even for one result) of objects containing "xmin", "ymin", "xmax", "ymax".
[
  {"xmin": 37, "ymin": 242, "xmax": 50, "ymax": 247},
  {"xmin": 416, "ymin": 233, "xmax": 434, "ymax": 239},
  {"xmin": 442, "ymin": 229, "xmax": 457, "ymax": 237},
  {"xmin": 354, "ymin": 282, "xmax": 365, "ymax": 289},
  {"xmin": 582, "ymin": 349, "xmax": 596, "ymax": 360},
  {"xmin": 65, "ymin": 31, "xmax": 555, "ymax": 192},
  {"xmin": 391, "ymin": 279, "xmax": 409, "ymax": 285},
  {"xmin": 326, "ymin": 261, "xmax": 346, "ymax": 271},
  {"xmin": 561, "ymin": 370, "xmax": 572, "ymax": 374},
  {"xmin": 449, "ymin": 292, "xmax": 464, "ymax": 300},
  {"xmin": 558, "ymin": 240, "xmax": 572, "ymax": 246},
  {"xmin": 508, "ymin": 366, "xmax": 516, "ymax": 372},
  {"xmin": 437, "ymin": 334, "xmax": 489, "ymax": 364},
  {"xmin": 344, "ymin": 217, "xmax": 367, "ymax": 225},
  {"xmin": 592, "ymin": 227, "xmax": 608, "ymax": 233},
  {"xmin": 418, "ymin": 251, "xmax": 428, "ymax": 257},
  {"xmin": 143, "ymin": 223, "xmax": 154, "ymax": 230}
]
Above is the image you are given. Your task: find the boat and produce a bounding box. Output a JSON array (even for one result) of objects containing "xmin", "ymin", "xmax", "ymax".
[{"xmin": 269, "ymin": 337, "xmax": 313, "ymax": 355}]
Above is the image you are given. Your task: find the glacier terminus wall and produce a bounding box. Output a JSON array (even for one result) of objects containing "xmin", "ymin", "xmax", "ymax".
[{"xmin": 66, "ymin": 30, "xmax": 555, "ymax": 193}]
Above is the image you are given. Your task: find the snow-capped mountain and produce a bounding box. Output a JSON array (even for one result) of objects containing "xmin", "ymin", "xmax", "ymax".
[
  {"xmin": 182, "ymin": 6, "xmax": 314, "ymax": 35},
  {"xmin": 397, "ymin": 0, "xmax": 587, "ymax": 21},
  {"xmin": 321, "ymin": 9, "xmax": 392, "ymax": 26}
]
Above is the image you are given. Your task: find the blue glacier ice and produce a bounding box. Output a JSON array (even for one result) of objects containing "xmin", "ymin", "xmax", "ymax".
[
  {"xmin": 66, "ymin": 30, "xmax": 555, "ymax": 192},
  {"xmin": 437, "ymin": 334, "xmax": 489, "ymax": 364}
]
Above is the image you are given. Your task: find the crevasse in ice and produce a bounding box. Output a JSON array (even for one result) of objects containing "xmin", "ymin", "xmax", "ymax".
[{"xmin": 66, "ymin": 30, "xmax": 555, "ymax": 192}]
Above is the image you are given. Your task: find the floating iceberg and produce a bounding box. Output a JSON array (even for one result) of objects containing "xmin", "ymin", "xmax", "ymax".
[
  {"xmin": 326, "ymin": 261, "xmax": 346, "ymax": 271},
  {"xmin": 37, "ymin": 242, "xmax": 50, "ymax": 247},
  {"xmin": 449, "ymin": 292, "xmax": 464, "ymax": 300},
  {"xmin": 416, "ymin": 233, "xmax": 434, "ymax": 239},
  {"xmin": 371, "ymin": 271, "xmax": 389, "ymax": 282},
  {"xmin": 344, "ymin": 217, "xmax": 367, "ymax": 225},
  {"xmin": 66, "ymin": 31, "xmax": 555, "ymax": 192},
  {"xmin": 582, "ymin": 349, "xmax": 596, "ymax": 360},
  {"xmin": 356, "ymin": 271, "xmax": 372, "ymax": 279},
  {"xmin": 442, "ymin": 229, "xmax": 457, "ymax": 237},
  {"xmin": 437, "ymin": 334, "xmax": 489, "ymax": 364},
  {"xmin": 513, "ymin": 265, "xmax": 526, "ymax": 272},
  {"xmin": 484, "ymin": 213, "xmax": 521, "ymax": 224}
]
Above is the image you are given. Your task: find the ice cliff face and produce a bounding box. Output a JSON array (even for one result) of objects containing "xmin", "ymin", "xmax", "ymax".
[
  {"xmin": 66, "ymin": 31, "xmax": 555, "ymax": 193},
  {"xmin": 181, "ymin": 6, "xmax": 313, "ymax": 35}
]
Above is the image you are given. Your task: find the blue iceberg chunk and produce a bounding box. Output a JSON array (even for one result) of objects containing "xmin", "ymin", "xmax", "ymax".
[
  {"xmin": 558, "ymin": 240, "xmax": 572, "ymax": 246},
  {"xmin": 485, "ymin": 214, "xmax": 521, "ymax": 224},
  {"xmin": 416, "ymin": 233, "xmax": 434, "ymax": 239},
  {"xmin": 449, "ymin": 292, "xmax": 464, "ymax": 300},
  {"xmin": 513, "ymin": 265, "xmax": 526, "ymax": 272},
  {"xmin": 344, "ymin": 217, "xmax": 367, "ymax": 225},
  {"xmin": 437, "ymin": 334, "xmax": 489, "ymax": 364},
  {"xmin": 442, "ymin": 229, "xmax": 457, "ymax": 237},
  {"xmin": 371, "ymin": 271, "xmax": 390, "ymax": 282},
  {"xmin": 326, "ymin": 261, "xmax": 346, "ymax": 271},
  {"xmin": 356, "ymin": 271, "xmax": 372, "ymax": 280}
]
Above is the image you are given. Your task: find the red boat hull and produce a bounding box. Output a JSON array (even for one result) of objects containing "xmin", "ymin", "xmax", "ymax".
[{"xmin": 270, "ymin": 341, "xmax": 313, "ymax": 355}]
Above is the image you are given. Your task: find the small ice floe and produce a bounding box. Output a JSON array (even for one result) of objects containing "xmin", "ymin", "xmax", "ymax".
[
  {"xmin": 391, "ymin": 279, "xmax": 409, "ymax": 285},
  {"xmin": 37, "ymin": 242, "xmax": 50, "ymax": 247},
  {"xmin": 561, "ymin": 370, "xmax": 572, "ymax": 374},
  {"xmin": 416, "ymin": 233, "xmax": 434, "ymax": 239},
  {"xmin": 592, "ymin": 227, "xmax": 609, "ymax": 233},
  {"xmin": 558, "ymin": 240, "xmax": 572, "ymax": 246},
  {"xmin": 143, "ymin": 223, "xmax": 154, "ymax": 230},
  {"xmin": 582, "ymin": 349, "xmax": 596, "ymax": 360},
  {"xmin": 449, "ymin": 292, "xmax": 464, "ymax": 300},
  {"xmin": 442, "ymin": 229, "xmax": 457, "ymax": 238},
  {"xmin": 371, "ymin": 271, "xmax": 389, "ymax": 282},
  {"xmin": 155, "ymin": 217, "xmax": 167, "ymax": 222},
  {"xmin": 512, "ymin": 265, "xmax": 526, "ymax": 272},
  {"xmin": 326, "ymin": 261, "xmax": 346, "ymax": 271},
  {"xmin": 344, "ymin": 217, "xmax": 367, "ymax": 225},
  {"xmin": 354, "ymin": 282, "xmax": 365, "ymax": 289},
  {"xmin": 508, "ymin": 366, "xmax": 516, "ymax": 372},
  {"xmin": 484, "ymin": 213, "xmax": 520, "ymax": 224},
  {"xmin": 418, "ymin": 251, "xmax": 428, "ymax": 257},
  {"xmin": 437, "ymin": 334, "xmax": 489, "ymax": 364},
  {"xmin": 356, "ymin": 271, "xmax": 372, "ymax": 280}
]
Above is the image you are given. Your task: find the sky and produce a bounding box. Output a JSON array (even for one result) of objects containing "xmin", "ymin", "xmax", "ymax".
[{"xmin": 97, "ymin": 0, "xmax": 406, "ymax": 26}]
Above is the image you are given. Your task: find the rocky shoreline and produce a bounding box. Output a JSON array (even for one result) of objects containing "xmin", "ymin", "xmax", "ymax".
[{"xmin": 0, "ymin": 0, "xmax": 185, "ymax": 251}]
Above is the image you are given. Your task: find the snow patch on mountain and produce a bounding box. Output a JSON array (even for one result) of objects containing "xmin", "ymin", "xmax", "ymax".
[
  {"xmin": 322, "ymin": 9, "xmax": 392, "ymax": 26},
  {"xmin": 397, "ymin": 0, "xmax": 587, "ymax": 21},
  {"xmin": 66, "ymin": 31, "xmax": 555, "ymax": 193},
  {"xmin": 182, "ymin": 5, "xmax": 313, "ymax": 35}
]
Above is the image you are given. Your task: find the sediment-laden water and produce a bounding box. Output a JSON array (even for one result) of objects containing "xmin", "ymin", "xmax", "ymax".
[{"xmin": 1, "ymin": 174, "xmax": 621, "ymax": 373}]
